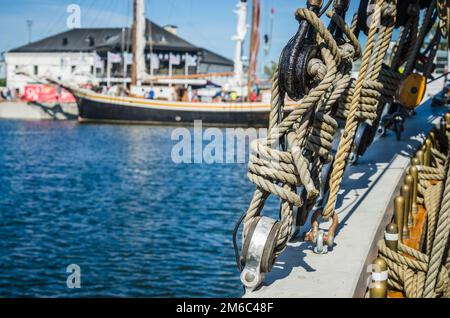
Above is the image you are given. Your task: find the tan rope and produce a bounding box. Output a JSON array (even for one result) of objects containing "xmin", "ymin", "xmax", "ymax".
[
  {"xmin": 243, "ymin": 7, "xmax": 343, "ymax": 260},
  {"xmin": 324, "ymin": 0, "xmax": 395, "ymax": 221},
  {"xmin": 423, "ymin": 151, "xmax": 450, "ymax": 297}
]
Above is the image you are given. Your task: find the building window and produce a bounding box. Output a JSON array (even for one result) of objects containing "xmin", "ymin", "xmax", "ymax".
[
  {"xmin": 91, "ymin": 66, "xmax": 94, "ymax": 75},
  {"xmin": 62, "ymin": 38, "xmax": 68, "ymax": 46},
  {"xmin": 33, "ymin": 65, "xmax": 38, "ymax": 75},
  {"xmin": 71, "ymin": 66, "xmax": 76, "ymax": 73}
]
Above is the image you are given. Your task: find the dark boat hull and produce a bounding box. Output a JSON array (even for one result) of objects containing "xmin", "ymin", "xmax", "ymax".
[{"xmin": 76, "ymin": 93, "xmax": 270, "ymax": 127}]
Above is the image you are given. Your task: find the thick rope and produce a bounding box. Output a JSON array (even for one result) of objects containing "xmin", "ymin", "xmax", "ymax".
[
  {"xmin": 377, "ymin": 117, "xmax": 450, "ymax": 297},
  {"xmin": 423, "ymin": 151, "xmax": 450, "ymax": 297},
  {"xmin": 324, "ymin": 0, "xmax": 394, "ymax": 221},
  {"xmin": 242, "ymin": 7, "xmax": 343, "ymax": 259}
]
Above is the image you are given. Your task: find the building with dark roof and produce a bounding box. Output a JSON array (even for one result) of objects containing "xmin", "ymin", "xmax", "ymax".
[{"xmin": 4, "ymin": 19, "xmax": 233, "ymax": 91}]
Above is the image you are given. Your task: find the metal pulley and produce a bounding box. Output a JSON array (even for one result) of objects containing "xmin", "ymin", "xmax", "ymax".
[
  {"xmin": 278, "ymin": 0, "xmax": 323, "ymax": 100},
  {"xmin": 395, "ymin": 0, "xmax": 422, "ymax": 28},
  {"xmin": 349, "ymin": 122, "xmax": 372, "ymax": 165},
  {"xmin": 240, "ymin": 216, "xmax": 280, "ymax": 292},
  {"xmin": 398, "ymin": 73, "xmax": 427, "ymax": 109}
]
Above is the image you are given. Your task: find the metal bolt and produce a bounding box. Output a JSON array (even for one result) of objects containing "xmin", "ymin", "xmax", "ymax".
[
  {"xmin": 400, "ymin": 184, "xmax": 411, "ymax": 239},
  {"xmin": 369, "ymin": 258, "xmax": 388, "ymax": 298},
  {"xmin": 394, "ymin": 196, "xmax": 405, "ymax": 243},
  {"xmin": 245, "ymin": 272, "xmax": 255, "ymax": 283}
]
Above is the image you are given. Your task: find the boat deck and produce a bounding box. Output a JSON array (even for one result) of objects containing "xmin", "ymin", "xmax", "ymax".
[{"xmin": 244, "ymin": 79, "xmax": 448, "ymax": 298}]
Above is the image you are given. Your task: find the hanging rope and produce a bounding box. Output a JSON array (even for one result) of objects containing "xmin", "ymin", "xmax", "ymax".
[
  {"xmin": 242, "ymin": 5, "xmax": 358, "ymax": 261},
  {"xmin": 236, "ymin": 0, "xmax": 450, "ymax": 294},
  {"xmin": 324, "ymin": 0, "xmax": 396, "ymax": 223}
]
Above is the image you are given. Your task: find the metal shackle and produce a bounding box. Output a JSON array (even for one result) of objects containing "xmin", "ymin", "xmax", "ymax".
[{"xmin": 314, "ymin": 230, "xmax": 328, "ymax": 254}]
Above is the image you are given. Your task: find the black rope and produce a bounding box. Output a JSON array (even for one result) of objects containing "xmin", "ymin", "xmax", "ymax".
[
  {"xmin": 232, "ymin": 210, "xmax": 247, "ymax": 272},
  {"xmin": 427, "ymin": 72, "xmax": 449, "ymax": 84},
  {"xmin": 318, "ymin": 0, "xmax": 334, "ymax": 17}
]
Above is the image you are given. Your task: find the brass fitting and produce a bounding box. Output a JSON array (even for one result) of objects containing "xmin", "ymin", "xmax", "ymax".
[
  {"xmin": 385, "ymin": 223, "xmax": 399, "ymax": 252},
  {"xmin": 424, "ymin": 139, "xmax": 432, "ymax": 166},
  {"xmin": 404, "ymin": 175, "xmax": 414, "ymax": 227},
  {"xmin": 429, "ymin": 131, "xmax": 436, "ymax": 148},
  {"xmin": 409, "ymin": 165, "xmax": 419, "ymax": 215},
  {"xmin": 394, "ymin": 196, "xmax": 405, "ymax": 243},
  {"xmin": 445, "ymin": 113, "xmax": 450, "ymax": 130},
  {"xmin": 416, "ymin": 150, "xmax": 425, "ymax": 166},
  {"xmin": 400, "ymin": 184, "xmax": 411, "ymax": 239},
  {"xmin": 369, "ymin": 258, "xmax": 388, "ymax": 298},
  {"xmin": 411, "ymin": 157, "xmax": 421, "ymax": 167}
]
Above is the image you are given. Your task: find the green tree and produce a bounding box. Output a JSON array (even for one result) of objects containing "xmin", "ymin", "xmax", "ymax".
[{"xmin": 264, "ymin": 61, "xmax": 278, "ymax": 79}]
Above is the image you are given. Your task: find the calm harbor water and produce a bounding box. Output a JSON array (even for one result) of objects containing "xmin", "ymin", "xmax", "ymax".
[{"xmin": 0, "ymin": 120, "xmax": 273, "ymax": 297}]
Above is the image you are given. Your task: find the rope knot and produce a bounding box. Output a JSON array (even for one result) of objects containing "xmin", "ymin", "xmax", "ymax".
[
  {"xmin": 247, "ymin": 139, "xmax": 303, "ymax": 207},
  {"xmin": 307, "ymin": 58, "xmax": 327, "ymax": 83}
]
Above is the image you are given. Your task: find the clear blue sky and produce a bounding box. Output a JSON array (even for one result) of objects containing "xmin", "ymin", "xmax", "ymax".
[{"xmin": 0, "ymin": 0, "xmax": 361, "ymax": 69}]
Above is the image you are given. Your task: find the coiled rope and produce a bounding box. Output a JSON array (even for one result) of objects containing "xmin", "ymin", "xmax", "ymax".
[
  {"xmin": 242, "ymin": 6, "xmax": 357, "ymax": 261},
  {"xmin": 377, "ymin": 125, "xmax": 450, "ymax": 298},
  {"xmin": 237, "ymin": 1, "xmax": 450, "ymax": 294}
]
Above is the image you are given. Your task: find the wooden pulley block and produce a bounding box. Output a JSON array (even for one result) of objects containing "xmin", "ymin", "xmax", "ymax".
[
  {"xmin": 278, "ymin": 1, "xmax": 321, "ymax": 100},
  {"xmin": 396, "ymin": 0, "xmax": 418, "ymax": 28},
  {"xmin": 398, "ymin": 73, "xmax": 427, "ymax": 109}
]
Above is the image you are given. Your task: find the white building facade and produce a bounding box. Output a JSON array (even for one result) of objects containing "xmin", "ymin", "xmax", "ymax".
[
  {"xmin": 4, "ymin": 21, "xmax": 233, "ymax": 94},
  {"xmin": 4, "ymin": 52, "xmax": 99, "ymax": 93}
]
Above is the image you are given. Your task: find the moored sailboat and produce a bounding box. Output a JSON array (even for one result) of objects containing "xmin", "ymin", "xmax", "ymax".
[
  {"xmin": 74, "ymin": 88, "xmax": 271, "ymax": 126},
  {"xmin": 69, "ymin": 0, "xmax": 274, "ymax": 126}
]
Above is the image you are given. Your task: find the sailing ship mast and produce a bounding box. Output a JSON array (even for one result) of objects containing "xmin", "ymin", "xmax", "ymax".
[
  {"xmin": 232, "ymin": 0, "xmax": 248, "ymax": 96},
  {"xmin": 131, "ymin": 0, "xmax": 146, "ymax": 87},
  {"xmin": 247, "ymin": 0, "xmax": 261, "ymax": 99}
]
